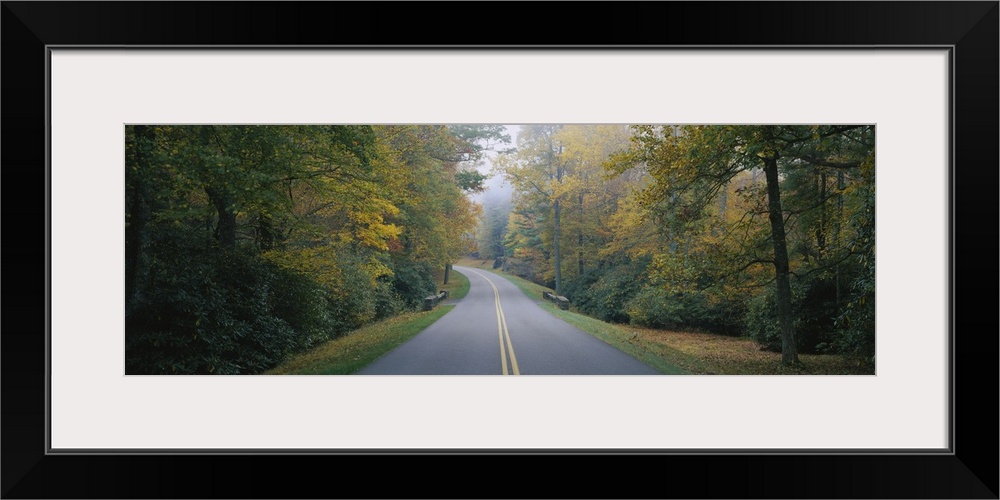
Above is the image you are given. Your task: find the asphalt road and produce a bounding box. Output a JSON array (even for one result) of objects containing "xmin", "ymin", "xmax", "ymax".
[{"xmin": 356, "ymin": 265, "xmax": 661, "ymax": 375}]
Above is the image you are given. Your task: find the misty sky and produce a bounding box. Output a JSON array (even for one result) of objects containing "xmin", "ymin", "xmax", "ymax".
[{"xmin": 467, "ymin": 125, "xmax": 518, "ymax": 208}]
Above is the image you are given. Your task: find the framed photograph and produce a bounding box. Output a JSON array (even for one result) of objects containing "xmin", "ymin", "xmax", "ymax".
[{"xmin": 4, "ymin": 2, "xmax": 996, "ymax": 498}]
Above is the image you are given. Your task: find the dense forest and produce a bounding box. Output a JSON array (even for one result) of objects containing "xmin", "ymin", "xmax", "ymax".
[
  {"xmin": 478, "ymin": 125, "xmax": 875, "ymax": 369},
  {"xmin": 125, "ymin": 125, "xmax": 507, "ymax": 374},
  {"xmin": 126, "ymin": 124, "xmax": 875, "ymax": 374}
]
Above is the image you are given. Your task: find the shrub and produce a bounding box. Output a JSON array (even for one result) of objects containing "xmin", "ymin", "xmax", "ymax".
[
  {"xmin": 268, "ymin": 265, "xmax": 336, "ymax": 349},
  {"xmin": 565, "ymin": 257, "xmax": 650, "ymax": 324},
  {"xmin": 387, "ymin": 258, "xmax": 436, "ymax": 311},
  {"xmin": 744, "ymin": 277, "xmax": 849, "ymax": 354},
  {"xmin": 323, "ymin": 256, "xmax": 380, "ymax": 334},
  {"xmin": 501, "ymin": 256, "xmax": 541, "ymax": 285},
  {"xmin": 125, "ymin": 242, "xmax": 310, "ymax": 374},
  {"xmin": 125, "ymin": 229, "xmax": 451, "ymax": 374},
  {"xmin": 626, "ymin": 285, "xmax": 740, "ymax": 333},
  {"xmin": 833, "ymin": 263, "xmax": 876, "ymax": 368}
]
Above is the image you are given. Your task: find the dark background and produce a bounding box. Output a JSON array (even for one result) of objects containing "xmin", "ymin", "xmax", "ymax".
[{"xmin": 3, "ymin": 2, "xmax": 997, "ymax": 498}]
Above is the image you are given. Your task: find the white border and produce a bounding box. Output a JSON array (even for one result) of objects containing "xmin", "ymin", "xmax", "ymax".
[{"xmin": 50, "ymin": 50, "xmax": 949, "ymax": 450}]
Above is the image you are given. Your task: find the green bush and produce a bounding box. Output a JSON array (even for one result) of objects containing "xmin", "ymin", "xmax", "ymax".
[
  {"xmin": 124, "ymin": 227, "xmax": 451, "ymax": 374},
  {"xmin": 565, "ymin": 257, "xmax": 650, "ymax": 324},
  {"xmin": 625, "ymin": 285, "xmax": 740, "ymax": 334},
  {"xmin": 126, "ymin": 241, "xmax": 309, "ymax": 374},
  {"xmin": 388, "ymin": 258, "xmax": 436, "ymax": 311},
  {"xmin": 744, "ymin": 282, "xmax": 804, "ymax": 353},
  {"xmin": 743, "ymin": 278, "xmax": 848, "ymax": 354},
  {"xmin": 744, "ymin": 286, "xmax": 791, "ymax": 353},
  {"xmin": 626, "ymin": 286, "xmax": 678, "ymax": 328},
  {"xmin": 325, "ymin": 254, "xmax": 379, "ymax": 334},
  {"xmin": 268, "ymin": 266, "xmax": 336, "ymax": 348},
  {"xmin": 373, "ymin": 277, "xmax": 404, "ymax": 321},
  {"xmin": 796, "ymin": 277, "xmax": 840, "ymax": 353},
  {"xmin": 833, "ymin": 264, "xmax": 875, "ymax": 367},
  {"xmin": 368, "ymin": 257, "xmax": 437, "ymax": 321},
  {"xmin": 501, "ymin": 257, "xmax": 541, "ymax": 285}
]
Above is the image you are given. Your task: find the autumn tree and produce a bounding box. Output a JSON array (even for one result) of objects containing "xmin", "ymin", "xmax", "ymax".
[
  {"xmin": 125, "ymin": 124, "xmax": 489, "ymax": 374},
  {"xmin": 616, "ymin": 125, "xmax": 875, "ymax": 366},
  {"xmin": 494, "ymin": 125, "xmax": 567, "ymax": 292},
  {"xmin": 494, "ymin": 124, "xmax": 637, "ymax": 308},
  {"xmin": 475, "ymin": 195, "xmax": 512, "ymax": 262},
  {"xmin": 551, "ymin": 125, "xmax": 633, "ymax": 280}
]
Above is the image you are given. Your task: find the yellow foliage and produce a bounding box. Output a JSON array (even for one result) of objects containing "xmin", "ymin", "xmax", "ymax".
[{"xmin": 262, "ymin": 246, "xmax": 346, "ymax": 292}]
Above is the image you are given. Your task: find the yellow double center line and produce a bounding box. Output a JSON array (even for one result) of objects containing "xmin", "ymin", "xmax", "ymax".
[{"xmin": 468, "ymin": 269, "xmax": 519, "ymax": 375}]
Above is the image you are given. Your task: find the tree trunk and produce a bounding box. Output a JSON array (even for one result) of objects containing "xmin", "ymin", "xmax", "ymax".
[
  {"xmin": 835, "ymin": 171, "xmax": 845, "ymax": 306},
  {"xmin": 443, "ymin": 263, "xmax": 451, "ymax": 285},
  {"xmin": 762, "ymin": 142, "xmax": 800, "ymax": 367},
  {"xmin": 718, "ymin": 185, "xmax": 727, "ymax": 221},
  {"xmin": 817, "ymin": 172, "xmax": 827, "ymax": 256},
  {"xmin": 578, "ymin": 192, "xmax": 585, "ymax": 276},
  {"xmin": 667, "ymin": 192, "xmax": 679, "ymax": 253},
  {"xmin": 553, "ymin": 199, "xmax": 562, "ymax": 295},
  {"xmin": 206, "ymin": 186, "xmax": 236, "ymax": 248},
  {"xmin": 257, "ymin": 213, "xmax": 276, "ymax": 251},
  {"xmin": 552, "ymin": 144, "xmax": 564, "ymax": 295}
]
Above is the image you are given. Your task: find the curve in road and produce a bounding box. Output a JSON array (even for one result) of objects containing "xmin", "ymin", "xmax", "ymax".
[{"xmin": 356, "ymin": 265, "xmax": 661, "ymax": 375}]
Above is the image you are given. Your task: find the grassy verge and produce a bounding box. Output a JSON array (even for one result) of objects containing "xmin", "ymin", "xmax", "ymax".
[
  {"xmin": 635, "ymin": 327, "xmax": 873, "ymax": 375},
  {"xmin": 266, "ymin": 305, "xmax": 454, "ymax": 375},
  {"xmin": 268, "ymin": 264, "xmax": 467, "ymax": 375},
  {"xmin": 438, "ymin": 266, "xmax": 470, "ymax": 300},
  {"xmin": 456, "ymin": 258, "xmax": 688, "ymax": 375},
  {"xmin": 457, "ymin": 258, "xmax": 549, "ymax": 300},
  {"xmin": 454, "ymin": 257, "xmax": 869, "ymax": 375}
]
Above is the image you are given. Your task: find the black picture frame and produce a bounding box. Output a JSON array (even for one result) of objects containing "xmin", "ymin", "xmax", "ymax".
[{"xmin": 3, "ymin": 2, "xmax": 997, "ymax": 498}]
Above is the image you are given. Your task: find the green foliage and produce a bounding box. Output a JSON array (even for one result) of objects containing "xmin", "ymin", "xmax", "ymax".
[
  {"xmin": 386, "ymin": 257, "xmax": 437, "ymax": 312},
  {"xmin": 833, "ymin": 160, "xmax": 876, "ymax": 366},
  {"xmin": 743, "ymin": 279, "xmax": 844, "ymax": 354},
  {"xmin": 322, "ymin": 253, "xmax": 381, "ymax": 333},
  {"xmin": 834, "ymin": 272, "xmax": 875, "ymax": 365},
  {"xmin": 564, "ymin": 257, "xmax": 650, "ymax": 324},
  {"xmin": 447, "ymin": 124, "xmax": 514, "ymax": 159},
  {"xmin": 608, "ymin": 124, "xmax": 875, "ymax": 365},
  {"xmin": 455, "ymin": 170, "xmax": 488, "ymax": 193},
  {"xmin": 626, "ymin": 286, "xmax": 743, "ymax": 335},
  {"xmin": 484, "ymin": 123, "xmax": 874, "ymax": 369},
  {"xmin": 262, "ymin": 257, "xmax": 334, "ymax": 349},
  {"xmin": 125, "ymin": 235, "xmax": 320, "ymax": 374},
  {"xmin": 125, "ymin": 124, "xmax": 485, "ymax": 374},
  {"xmin": 627, "ymin": 286, "xmax": 699, "ymax": 330},
  {"xmin": 744, "ymin": 284, "xmax": 799, "ymax": 353}
]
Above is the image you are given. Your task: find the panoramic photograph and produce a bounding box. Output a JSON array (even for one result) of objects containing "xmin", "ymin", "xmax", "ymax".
[{"xmin": 124, "ymin": 124, "xmax": 875, "ymax": 375}]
